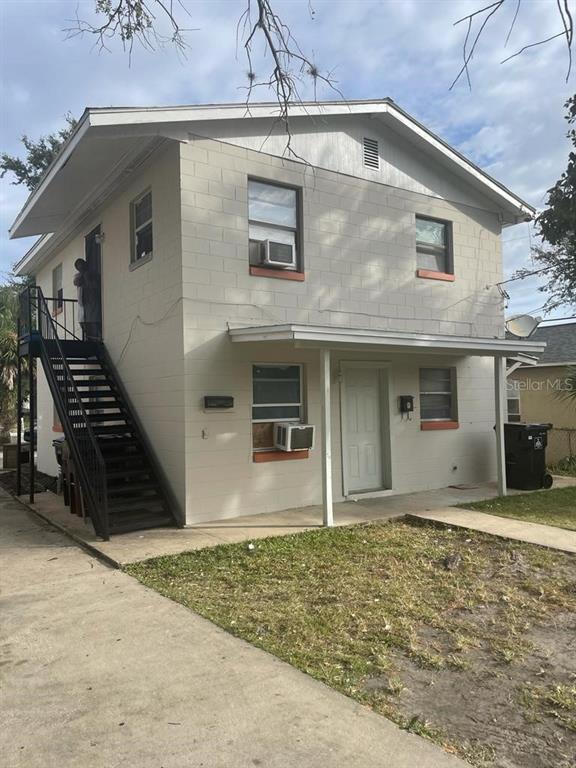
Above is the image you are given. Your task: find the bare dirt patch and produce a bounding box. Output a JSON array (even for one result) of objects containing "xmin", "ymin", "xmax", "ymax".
[{"xmin": 390, "ymin": 613, "xmax": 576, "ymax": 767}]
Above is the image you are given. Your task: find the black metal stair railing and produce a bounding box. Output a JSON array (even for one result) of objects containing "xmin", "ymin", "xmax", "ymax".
[{"xmin": 21, "ymin": 286, "xmax": 110, "ymax": 539}]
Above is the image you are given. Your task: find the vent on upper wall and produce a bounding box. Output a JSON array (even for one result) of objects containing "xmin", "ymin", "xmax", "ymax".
[{"xmin": 363, "ymin": 137, "xmax": 380, "ymax": 169}]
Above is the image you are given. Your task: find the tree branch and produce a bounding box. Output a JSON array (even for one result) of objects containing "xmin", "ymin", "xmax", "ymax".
[{"xmin": 451, "ymin": 0, "xmax": 574, "ymax": 89}]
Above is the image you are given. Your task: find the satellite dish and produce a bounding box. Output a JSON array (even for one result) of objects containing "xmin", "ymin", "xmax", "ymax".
[{"xmin": 506, "ymin": 314, "xmax": 541, "ymax": 338}]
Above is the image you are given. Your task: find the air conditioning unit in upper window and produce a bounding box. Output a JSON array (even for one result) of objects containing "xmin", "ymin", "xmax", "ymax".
[
  {"xmin": 261, "ymin": 240, "xmax": 296, "ymax": 269},
  {"xmin": 274, "ymin": 423, "xmax": 315, "ymax": 452}
]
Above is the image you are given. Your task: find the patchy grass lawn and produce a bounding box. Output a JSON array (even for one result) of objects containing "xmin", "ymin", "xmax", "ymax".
[
  {"xmin": 127, "ymin": 519, "xmax": 576, "ymax": 768},
  {"xmin": 458, "ymin": 486, "xmax": 576, "ymax": 531}
]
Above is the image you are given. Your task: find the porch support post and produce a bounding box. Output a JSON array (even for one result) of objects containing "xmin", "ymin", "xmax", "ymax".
[
  {"xmin": 320, "ymin": 347, "xmax": 334, "ymax": 527},
  {"xmin": 494, "ymin": 355, "xmax": 507, "ymax": 497},
  {"xmin": 28, "ymin": 351, "xmax": 35, "ymax": 504},
  {"xmin": 16, "ymin": 340, "xmax": 22, "ymax": 497}
]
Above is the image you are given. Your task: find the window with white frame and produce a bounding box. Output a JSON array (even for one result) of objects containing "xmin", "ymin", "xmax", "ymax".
[
  {"xmin": 248, "ymin": 180, "xmax": 300, "ymax": 270},
  {"xmin": 416, "ymin": 216, "xmax": 453, "ymax": 274},
  {"xmin": 131, "ymin": 190, "xmax": 153, "ymax": 265},
  {"xmin": 52, "ymin": 263, "xmax": 63, "ymax": 314},
  {"xmin": 252, "ymin": 364, "xmax": 303, "ymax": 449},
  {"xmin": 419, "ymin": 368, "xmax": 457, "ymax": 421},
  {"xmin": 506, "ymin": 381, "xmax": 522, "ymax": 422}
]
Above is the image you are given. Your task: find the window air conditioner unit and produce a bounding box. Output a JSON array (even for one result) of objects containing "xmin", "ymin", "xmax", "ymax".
[
  {"xmin": 261, "ymin": 240, "xmax": 296, "ymax": 269},
  {"xmin": 274, "ymin": 423, "xmax": 315, "ymax": 452}
]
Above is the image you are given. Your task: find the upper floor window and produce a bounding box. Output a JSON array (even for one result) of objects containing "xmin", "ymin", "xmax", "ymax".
[
  {"xmin": 416, "ymin": 216, "xmax": 453, "ymax": 275},
  {"xmin": 131, "ymin": 190, "xmax": 153, "ymax": 266},
  {"xmin": 419, "ymin": 367, "xmax": 457, "ymax": 421},
  {"xmin": 52, "ymin": 263, "xmax": 63, "ymax": 315},
  {"xmin": 248, "ymin": 180, "xmax": 300, "ymax": 272}
]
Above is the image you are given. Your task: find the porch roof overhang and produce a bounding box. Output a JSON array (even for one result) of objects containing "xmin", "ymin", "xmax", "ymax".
[{"xmin": 229, "ymin": 323, "xmax": 546, "ymax": 357}]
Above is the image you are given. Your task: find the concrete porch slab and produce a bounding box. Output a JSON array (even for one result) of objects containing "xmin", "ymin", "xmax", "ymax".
[{"xmin": 16, "ymin": 478, "xmax": 575, "ymax": 566}]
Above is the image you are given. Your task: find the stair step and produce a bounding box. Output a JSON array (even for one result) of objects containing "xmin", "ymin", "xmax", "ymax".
[
  {"xmin": 108, "ymin": 495, "xmax": 165, "ymax": 513},
  {"xmin": 86, "ymin": 412, "xmax": 129, "ymax": 423},
  {"xmin": 99, "ymin": 437, "xmax": 141, "ymax": 450},
  {"xmin": 103, "ymin": 448, "xmax": 145, "ymax": 461},
  {"xmin": 80, "ymin": 395, "xmax": 119, "ymax": 402},
  {"xmin": 92, "ymin": 425, "xmax": 134, "ymax": 436},
  {"xmin": 108, "ymin": 481, "xmax": 159, "ymax": 496},
  {"xmin": 66, "ymin": 382, "xmax": 114, "ymax": 391},
  {"xmin": 81, "ymin": 402, "xmax": 122, "ymax": 411},
  {"xmin": 109, "ymin": 513, "xmax": 174, "ymax": 534},
  {"xmin": 71, "ymin": 369, "xmax": 109, "ymax": 378},
  {"xmin": 106, "ymin": 467, "xmax": 152, "ymax": 479},
  {"xmin": 61, "ymin": 357, "xmax": 99, "ymax": 362}
]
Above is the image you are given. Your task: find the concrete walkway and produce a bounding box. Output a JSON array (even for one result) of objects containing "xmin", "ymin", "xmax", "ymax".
[
  {"xmin": 18, "ymin": 478, "xmax": 576, "ymax": 566},
  {"xmin": 412, "ymin": 508, "xmax": 576, "ymax": 553},
  {"xmin": 1, "ymin": 492, "xmax": 463, "ymax": 768}
]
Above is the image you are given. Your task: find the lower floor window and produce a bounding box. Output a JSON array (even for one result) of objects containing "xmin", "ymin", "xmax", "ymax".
[
  {"xmin": 419, "ymin": 367, "xmax": 457, "ymax": 421},
  {"xmin": 252, "ymin": 363, "xmax": 302, "ymax": 449}
]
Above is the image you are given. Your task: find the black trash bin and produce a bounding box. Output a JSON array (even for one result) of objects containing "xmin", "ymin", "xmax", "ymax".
[{"xmin": 504, "ymin": 423, "xmax": 553, "ymax": 491}]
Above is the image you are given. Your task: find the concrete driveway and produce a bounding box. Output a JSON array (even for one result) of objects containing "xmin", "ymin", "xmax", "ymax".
[{"xmin": 0, "ymin": 493, "xmax": 464, "ymax": 768}]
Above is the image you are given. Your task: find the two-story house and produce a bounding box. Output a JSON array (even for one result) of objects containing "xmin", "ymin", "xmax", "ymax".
[{"xmin": 10, "ymin": 99, "xmax": 545, "ymax": 538}]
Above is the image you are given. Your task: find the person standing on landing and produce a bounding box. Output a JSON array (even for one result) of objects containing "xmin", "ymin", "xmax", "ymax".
[{"xmin": 73, "ymin": 258, "xmax": 101, "ymax": 341}]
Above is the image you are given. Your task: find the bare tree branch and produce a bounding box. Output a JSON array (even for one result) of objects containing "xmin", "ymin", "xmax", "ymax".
[
  {"xmin": 66, "ymin": 0, "xmax": 344, "ymax": 159},
  {"xmin": 451, "ymin": 0, "xmax": 574, "ymax": 89},
  {"xmin": 504, "ymin": 0, "xmax": 521, "ymax": 47},
  {"xmin": 500, "ymin": 31, "xmax": 567, "ymax": 65}
]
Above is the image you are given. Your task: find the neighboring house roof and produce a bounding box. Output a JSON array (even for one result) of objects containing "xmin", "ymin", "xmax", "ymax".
[
  {"xmin": 11, "ymin": 98, "xmax": 536, "ymax": 274},
  {"xmin": 527, "ymin": 322, "xmax": 576, "ymax": 366}
]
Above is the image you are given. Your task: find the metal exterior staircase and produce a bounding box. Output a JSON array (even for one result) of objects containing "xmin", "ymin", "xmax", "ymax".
[{"xmin": 18, "ymin": 286, "xmax": 177, "ymax": 539}]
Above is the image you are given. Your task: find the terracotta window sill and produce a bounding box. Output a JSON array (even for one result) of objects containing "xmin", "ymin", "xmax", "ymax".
[
  {"xmin": 416, "ymin": 269, "xmax": 455, "ymax": 282},
  {"xmin": 249, "ymin": 266, "xmax": 305, "ymax": 282},
  {"xmin": 253, "ymin": 449, "xmax": 309, "ymax": 462},
  {"xmin": 420, "ymin": 421, "xmax": 459, "ymax": 431}
]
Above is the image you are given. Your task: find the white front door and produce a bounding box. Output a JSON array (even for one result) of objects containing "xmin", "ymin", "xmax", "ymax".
[{"xmin": 343, "ymin": 368, "xmax": 383, "ymax": 493}]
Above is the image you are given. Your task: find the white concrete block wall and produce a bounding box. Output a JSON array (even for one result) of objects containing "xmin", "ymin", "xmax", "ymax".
[
  {"xmin": 179, "ymin": 138, "xmax": 501, "ymax": 523},
  {"xmin": 33, "ymin": 143, "xmax": 187, "ymax": 519},
  {"xmin": 29, "ymin": 132, "xmax": 504, "ymax": 525}
]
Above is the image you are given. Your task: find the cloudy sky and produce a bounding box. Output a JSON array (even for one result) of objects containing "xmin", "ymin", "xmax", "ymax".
[{"xmin": 0, "ymin": 0, "xmax": 573, "ymax": 318}]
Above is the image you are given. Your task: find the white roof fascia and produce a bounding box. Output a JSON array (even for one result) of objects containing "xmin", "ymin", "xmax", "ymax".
[
  {"xmin": 86, "ymin": 99, "xmax": 391, "ymax": 127},
  {"xmin": 14, "ymin": 234, "xmax": 54, "ymax": 274},
  {"xmin": 379, "ymin": 105, "xmax": 535, "ymax": 218},
  {"xmin": 8, "ymin": 113, "xmax": 91, "ymax": 241},
  {"xmin": 229, "ymin": 324, "xmax": 546, "ymax": 357}
]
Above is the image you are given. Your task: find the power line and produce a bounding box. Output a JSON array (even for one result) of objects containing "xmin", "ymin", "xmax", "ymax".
[{"xmin": 495, "ymin": 267, "xmax": 548, "ymax": 286}]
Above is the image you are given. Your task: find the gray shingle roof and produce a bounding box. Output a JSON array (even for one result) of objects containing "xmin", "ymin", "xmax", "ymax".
[{"xmin": 530, "ymin": 322, "xmax": 576, "ymax": 364}]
